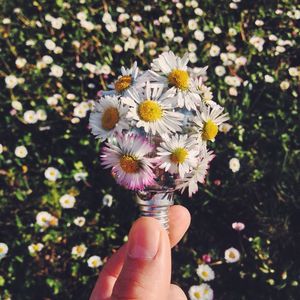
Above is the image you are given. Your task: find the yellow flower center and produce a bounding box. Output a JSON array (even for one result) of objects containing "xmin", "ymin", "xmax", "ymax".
[
  {"xmin": 202, "ymin": 271, "xmax": 208, "ymax": 278},
  {"xmin": 115, "ymin": 75, "xmax": 132, "ymax": 93},
  {"xmin": 204, "ymin": 289, "xmax": 209, "ymax": 295},
  {"xmin": 229, "ymin": 251, "xmax": 236, "ymax": 259},
  {"xmin": 0, "ymin": 247, "xmax": 4, "ymax": 254},
  {"xmin": 138, "ymin": 100, "xmax": 163, "ymax": 122},
  {"xmin": 101, "ymin": 107, "xmax": 120, "ymax": 130},
  {"xmin": 194, "ymin": 292, "xmax": 201, "ymax": 299},
  {"xmin": 170, "ymin": 147, "xmax": 188, "ymax": 164},
  {"xmin": 33, "ymin": 244, "xmax": 39, "ymax": 251},
  {"xmin": 168, "ymin": 69, "xmax": 189, "ymax": 90},
  {"xmin": 202, "ymin": 120, "xmax": 218, "ymax": 141},
  {"xmin": 120, "ymin": 155, "xmax": 140, "ymax": 173}
]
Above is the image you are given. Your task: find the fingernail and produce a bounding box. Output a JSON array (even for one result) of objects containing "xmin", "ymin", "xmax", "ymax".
[{"xmin": 128, "ymin": 219, "xmax": 160, "ymax": 260}]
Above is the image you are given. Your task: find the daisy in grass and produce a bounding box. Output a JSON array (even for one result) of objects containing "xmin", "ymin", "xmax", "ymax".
[
  {"xmin": 89, "ymin": 95, "xmax": 129, "ymax": 141},
  {"xmin": 193, "ymin": 105, "xmax": 229, "ymax": 142},
  {"xmin": 101, "ymin": 133, "xmax": 156, "ymax": 190},
  {"xmin": 157, "ymin": 134, "xmax": 199, "ymax": 179},
  {"xmin": 196, "ymin": 264, "xmax": 215, "ymax": 281},
  {"xmin": 150, "ymin": 51, "xmax": 201, "ymax": 111},
  {"xmin": 104, "ymin": 61, "xmax": 142, "ymax": 96},
  {"xmin": 176, "ymin": 147, "xmax": 215, "ymax": 197},
  {"xmin": 122, "ymin": 82, "xmax": 184, "ymax": 136},
  {"xmin": 189, "ymin": 284, "xmax": 213, "ymax": 300}
]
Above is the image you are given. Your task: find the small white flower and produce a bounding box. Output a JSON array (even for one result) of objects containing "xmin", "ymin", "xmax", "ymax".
[
  {"xmin": 24, "ymin": 110, "xmax": 38, "ymax": 124},
  {"xmin": 28, "ymin": 243, "xmax": 44, "ymax": 254},
  {"xmin": 264, "ymin": 75, "xmax": 274, "ymax": 83},
  {"xmin": 15, "ymin": 57, "xmax": 27, "ymax": 69},
  {"xmin": 215, "ymin": 65, "xmax": 226, "ymax": 77},
  {"xmin": 225, "ymin": 247, "xmax": 240, "ymax": 263},
  {"xmin": 213, "ymin": 26, "xmax": 222, "ymax": 34},
  {"xmin": 59, "ymin": 194, "xmax": 76, "ymax": 209},
  {"xmin": 229, "ymin": 157, "xmax": 240, "ymax": 172},
  {"xmin": 102, "ymin": 12, "xmax": 112, "ymax": 23},
  {"xmin": 209, "ymin": 45, "xmax": 220, "ymax": 57},
  {"xmin": 12, "ymin": 100, "xmax": 23, "ymax": 111},
  {"xmin": 102, "ymin": 194, "xmax": 113, "ymax": 207},
  {"xmin": 72, "ymin": 244, "xmax": 87, "ymax": 258},
  {"xmin": 189, "ymin": 284, "xmax": 213, "ymax": 300},
  {"xmin": 49, "ymin": 65, "xmax": 63, "ymax": 78},
  {"xmin": 36, "ymin": 211, "xmax": 58, "ymax": 227},
  {"xmin": 232, "ymin": 222, "xmax": 245, "ymax": 231},
  {"xmin": 44, "ymin": 167, "xmax": 60, "ymax": 182},
  {"xmin": 42, "ymin": 55, "xmax": 53, "ymax": 64},
  {"xmin": 194, "ymin": 8, "xmax": 204, "ymax": 16},
  {"xmin": 2, "ymin": 18, "xmax": 11, "ymax": 24},
  {"xmin": 51, "ymin": 17, "xmax": 64, "ymax": 30},
  {"xmin": 196, "ymin": 264, "xmax": 215, "ymax": 281},
  {"xmin": 73, "ymin": 172, "xmax": 88, "ymax": 182},
  {"xmin": 54, "ymin": 46, "xmax": 63, "ymax": 54},
  {"xmin": 224, "ymin": 75, "xmax": 242, "ymax": 87},
  {"xmin": 123, "ymin": 83, "xmax": 184, "ymax": 137},
  {"xmin": 105, "ymin": 21, "xmax": 117, "ymax": 33},
  {"xmin": 5, "ymin": 75, "xmax": 18, "ymax": 89},
  {"xmin": 0, "ymin": 243, "xmax": 8, "ymax": 259},
  {"xmin": 235, "ymin": 56, "xmax": 247, "ymax": 66},
  {"xmin": 255, "ymin": 19, "xmax": 264, "ymax": 27},
  {"xmin": 219, "ymin": 123, "xmax": 233, "ymax": 134},
  {"xmin": 45, "ymin": 39, "xmax": 56, "ymax": 51},
  {"xmin": 80, "ymin": 20, "xmax": 95, "ymax": 31},
  {"xmin": 157, "ymin": 134, "xmax": 200, "ymax": 179},
  {"xmin": 288, "ymin": 67, "xmax": 298, "ymax": 77},
  {"xmin": 188, "ymin": 19, "xmax": 198, "ymax": 31},
  {"xmin": 280, "ymin": 80, "xmax": 290, "ymax": 91},
  {"xmin": 36, "ymin": 109, "xmax": 47, "ymax": 121},
  {"xmin": 77, "ymin": 11, "xmax": 87, "ymax": 21},
  {"xmin": 74, "ymin": 216, "xmax": 86, "ymax": 227},
  {"xmin": 15, "ymin": 146, "xmax": 28, "ymax": 158},
  {"xmin": 0, "ymin": 144, "xmax": 3, "ymax": 154},
  {"xmin": 87, "ymin": 255, "xmax": 103, "ymax": 268},
  {"xmin": 194, "ymin": 30, "xmax": 205, "ymax": 41},
  {"xmin": 73, "ymin": 102, "xmax": 90, "ymax": 118},
  {"xmin": 249, "ymin": 36, "xmax": 265, "ymax": 52}
]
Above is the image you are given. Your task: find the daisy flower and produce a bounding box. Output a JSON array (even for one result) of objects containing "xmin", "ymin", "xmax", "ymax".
[
  {"xmin": 122, "ymin": 82, "xmax": 184, "ymax": 136},
  {"xmin": 193, "ymin": 105, "xmax": 229, "ymax": 142},
  {"xmin": 196, "ymin": 264, "xmax": 215, "ymax": 281},
  {"xmin": 0, "ymin": 243, "xmax": 8, "ymax": 260},
  {"xmin": 72, "ymin": 244, "xmax": 87, "ymax": 258},
  {"xmin": 189, "ymin": 284, "xmax": 214, "ymax": 300},
  {"xmin": 156, "ymin": 134, "xmax": 199, "ymax": 179},
  {"xmin": 176, "ymin": 147, "xmax": 215, "ymax": 197},
  {"xmin": 89, "ymin": 95, "xmax": 129, "ymax": 141},
  {"xmin": 224, "ymin": 247, "xmax": 240, "ymax": 263},
  {"xmin": 101, "ymin": 133, "xmax": 156, "ymax": 190},
  {"xmin": 150, "ymin": 51, "xmax": 201, "ymax": 111},
  {"xmin": 87, "ymin": 255, "xmax": 103, "ymax": 268},
  {"xmin": 104, "ymin": 61, "xmax": 142, "ymax": 95}
]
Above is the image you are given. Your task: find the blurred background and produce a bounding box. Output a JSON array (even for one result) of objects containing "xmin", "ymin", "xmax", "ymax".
[{"xmin": 0, "ymin": 0, "xmax": 299, "ymax": 299}]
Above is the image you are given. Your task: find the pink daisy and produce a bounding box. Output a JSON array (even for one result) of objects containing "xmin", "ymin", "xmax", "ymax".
[{"xmin": 101, "ymin": 133, "xmax": 156, "ymax": 190}]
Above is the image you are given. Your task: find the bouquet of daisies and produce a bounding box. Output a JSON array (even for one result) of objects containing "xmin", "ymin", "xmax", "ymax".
[{"xmin": 89, "ymin": 51, "xmax": 229, "ymax": 197}]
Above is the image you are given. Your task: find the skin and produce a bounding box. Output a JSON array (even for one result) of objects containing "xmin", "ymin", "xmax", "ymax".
[{"xmin": 90, "ymin": 205, "xmax": 191, "ymax": 300}]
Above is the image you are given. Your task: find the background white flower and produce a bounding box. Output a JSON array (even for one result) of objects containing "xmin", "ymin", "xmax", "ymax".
[
  {"xmin": 59, "ymin": 194, "xmax": 76, "ymax": 209},
  {"xmin": 229, "ymin": 157, "xmax": 240, "ymax": 172},
  {"xmin": 44, "ymin": 167, "xmax": 60, "ymax": 182},
  {"xmin": 14, "ymin": 146, "xmax": 28, "ymax": 158},
  {"xmin": 87, "ymin": 255, "xmax": 103, "ymax": 268},
  {"xmin": 225, "ymin": 247, "xmax": 241, "ymax": 263}
]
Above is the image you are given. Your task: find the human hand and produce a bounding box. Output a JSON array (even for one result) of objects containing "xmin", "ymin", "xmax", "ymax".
[{"xmin": 89, "ymin": 205, "xmax": 191, "ymax": 300}]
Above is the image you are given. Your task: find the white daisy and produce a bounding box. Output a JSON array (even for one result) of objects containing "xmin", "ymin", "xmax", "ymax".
[
  {"xmin": 72, "ymin": 244, "xmax": 87, "ymax": 258},
  {"xmin": 15, "ymin": 145, "xmax": 28, "ymax": 158},
  {"xmin": 101, "ymin": 133, "xmax": 156, "ymax": 190},
  {"xmin": 122, "ymin": 83, "xmax": 184, "ymax": 136},
  {"xmin": 87, "ymin": 255, "xmax": 103, "ymax": 268},
  {"xmin": 156, "ymin": 134, "xmax": 199, "ymax": 179},
  {"xmin": 102, "ymin": 194, "xmax": 113, "ymax": 207},
  {"xmin": 0, "ymin": 243, "xmax": 8, "ymax": 260},
  {"xmin": 229, "ymin": 157, "xmax": 240, "ymax": 172},
  {"xmin": 176, "ymin": 147, "xmax": 215, "ymax": 197},
  {"xmin": 104, "ymin": 61, "xmax": 142, "ymax": 95},
  {"xmin": 196, "ymin": 264, "xmax": 215, "ymax": 281},
  {"xmin": 44, "ymin": 167, "xmax": 60, "ymax": 182},
  {"xmin": 189, "ymin": 284, "xmax": 214, "ymax": 300},
  {"xmin": 89, "ymin": 95, "xmax": 129, "ymax": 141},
  {"xmin": 59, "ymin": 194, "xmax": 76, "ymax": 209},
  {"xmin": 224, "ymin": 247, "xmax": 240, "ymax": 263},
  {"xmin": 149, "ymin": 51, "xmax": 201, "ymax": 110},
  {"xmin": 28, "ymin": 243, "xmax": 44, "ymax": 255},
  {"xmin": 74, "ymin": 216, "xmax": 86, "ymax": 227},
  {"xmin": 36, "ymin": 211, "xmax": 58, "ymax": 228},
  {"xmin": 193, "ymin": 105, "xmax": 229, "ymax": 142}
]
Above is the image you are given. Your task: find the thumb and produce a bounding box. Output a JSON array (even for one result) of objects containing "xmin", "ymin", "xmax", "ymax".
[{"xmin": 111, "ymin": 217, "xmax": 171, "ymax": 300}]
